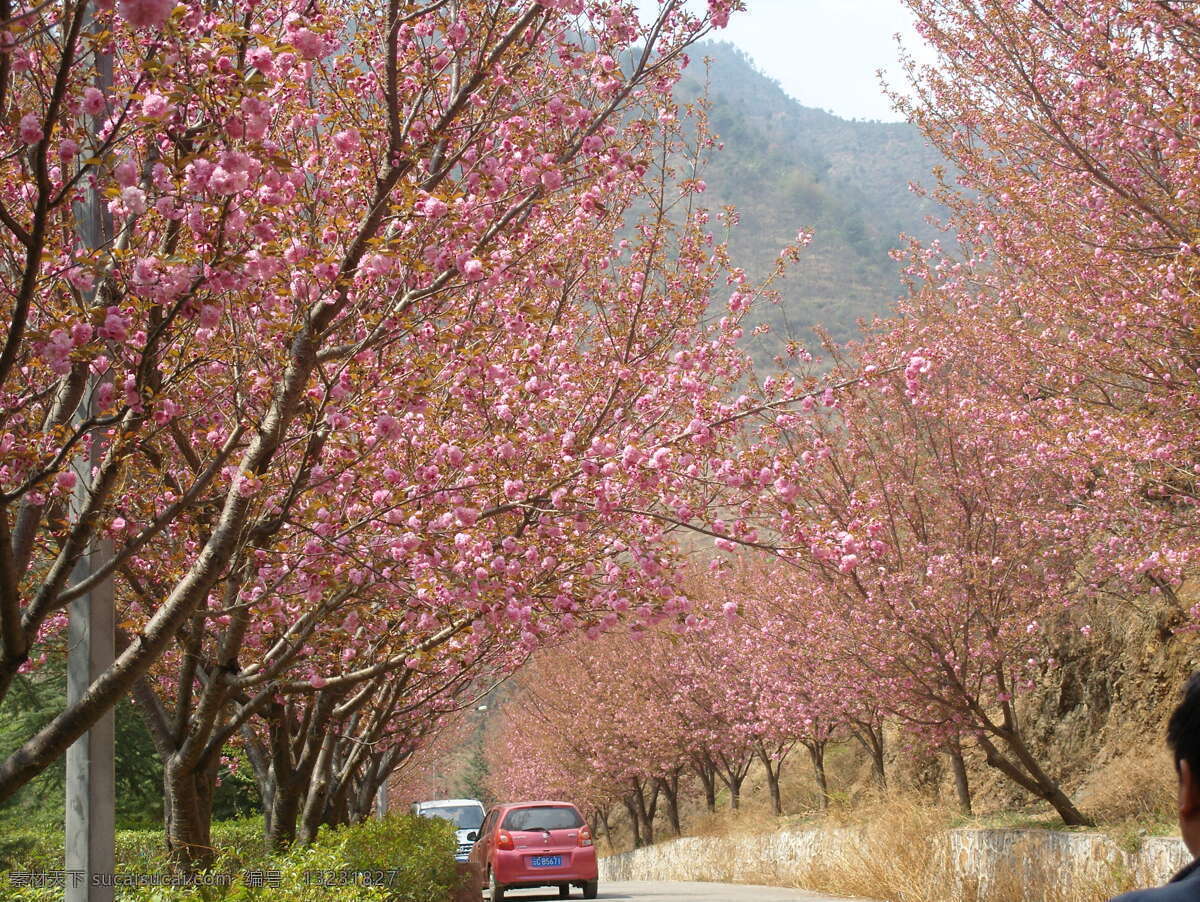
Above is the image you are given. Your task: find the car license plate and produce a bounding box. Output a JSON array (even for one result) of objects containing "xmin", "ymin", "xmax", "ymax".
[{"xmin": 529, "ymin": 855, "xmax": 562, "ymax": 868}]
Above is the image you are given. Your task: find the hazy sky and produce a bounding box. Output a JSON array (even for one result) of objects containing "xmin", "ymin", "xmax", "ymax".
[{"xmin": 637, "ymin": 0, "xmax": 934, "ymax": 122}]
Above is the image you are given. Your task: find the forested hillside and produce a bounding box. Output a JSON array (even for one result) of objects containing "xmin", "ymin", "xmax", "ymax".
[{"xmin": 681, "ymin": 43, "xmax": 949, "ymax": 363}]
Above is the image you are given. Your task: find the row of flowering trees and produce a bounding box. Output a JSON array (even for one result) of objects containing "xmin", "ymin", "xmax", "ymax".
[
  {"xmin": 0, "ymin": 0, "xmax": 787, "ymax": 868},
  {"xmin": 487, "ymin": 0, "xmax": 1200, "ymax": 833},
  {"xmin": 5, "ymin": 0, "xmax": 1197, "ymax": 863},
  {"xmin": 485, "ymin": 577, "xmax": 865, "ymax": 845}
]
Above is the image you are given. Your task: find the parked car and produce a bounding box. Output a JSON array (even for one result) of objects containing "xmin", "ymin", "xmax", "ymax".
[
  {"xmin": 469, "ymin": 800, "xmax": 598, "ymax": 900},
  {"xmin": 412, "ymin": 798, "xmax": 487, "ymax": 862}
]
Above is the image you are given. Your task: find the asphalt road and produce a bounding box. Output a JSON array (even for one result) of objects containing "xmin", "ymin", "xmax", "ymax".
[{"xmin": 497, "ymin": 881, "xmax": 851, "ymax": 901}]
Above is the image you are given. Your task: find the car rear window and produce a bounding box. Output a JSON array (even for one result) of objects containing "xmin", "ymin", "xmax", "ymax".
[
  {"xmin": 501, "ymin": 806, "xmax": 583, "ymax": 831},
  {"xmin": 420, "ymin": 805, "xmax": 485, "ymax": 830}
]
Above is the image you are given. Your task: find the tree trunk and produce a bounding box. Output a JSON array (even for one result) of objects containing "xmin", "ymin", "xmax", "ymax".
[
  {"xmin": 324, "ymin": 787, "xmax": 351, "ymax": 830},
  {"xmin": 977, "ymin": 727, "xmax": 1092, "ymax": 826},
  {"xmin": 242, "ymin": 730, "xmax": 275, "ymax": 842},
  {"xmin": 596, "ymin": 807, "xmax": 612, "ymax": 843},
  {"xmin": 755, "ymin": 742, "xmax": 784, "ymax": 817},
  {"xmin": 806, "ymin": 742, "xmax": 829, "ymax": 811},
  {"xmin": 630, "ymin": 777, "xmax": 658, "ymax": 845},
  {"xmin": 656, "ymin": 771, "xmax": 682, "ymax": 836},
  {"xmin": 267, "ymin": 781, "xmax": 302, "ymax": 851},
  {"xmin": 714, "ymin": 752, "xmax": 750, "ymax": 812},
  {"xmin": 692, "ymin": 755, "xmax": 717, "ymax": 813},
  {"xmin": 297, "ymin": 727, "xmax": 338, "ymax": 846},
  {"xmin": 948, "ymin": 737, "xmax": 972, "ymax": 816},
  {"xmin": 622, "ymin": 795, "xmax": 643, "ymax": 849},
  {"xmin": 765, "ymin": 763, "xmax": 782, "ymax": 816},
  {"xmin": 852, "ymin": 720, "xmax": 886, "ymax": 788},
  {"xmin": 163, "ymin": 752, "xmax": 219, "ymax": 871},
  {"xmin": 256, "ymin": 693, "xmax": 339, "ymax": 851}
]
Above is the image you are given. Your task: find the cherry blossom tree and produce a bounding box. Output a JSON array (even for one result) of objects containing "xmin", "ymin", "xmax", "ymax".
[
  {"xmin": 890, "ymin": 0, "xmax": 1200, "ymax": 620},
  {"xmin": 738, "ymin": 352, "xmax": 1093, "ymax": 824},
  {"xmin": 0, "ymin": 0, "xmax": 762, "ymax": 865}
]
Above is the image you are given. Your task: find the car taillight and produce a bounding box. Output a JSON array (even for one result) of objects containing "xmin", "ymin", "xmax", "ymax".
[
  {"xmin": 497, "ymin": 830, "xmax": 514, "ymax": 851},
  {"xmin": 578, "ymin": 826, "xmax": 592, "ymax": 847}
]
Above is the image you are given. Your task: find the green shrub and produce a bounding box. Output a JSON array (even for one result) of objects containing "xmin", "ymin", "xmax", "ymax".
[
  {"xmin": 209, "ymin": 817, "xmax": 271, "ymax": 872},
  {"xmin": 223, "ymin": 814, "xmax": 461, "ymax": 902},
  {"xmin": 0, "ymin": 814, "xmax": 460, "ymax": 901},
  {"xmin": 0, "ymin": 827, "xmax": 61, "ymax": 873}
]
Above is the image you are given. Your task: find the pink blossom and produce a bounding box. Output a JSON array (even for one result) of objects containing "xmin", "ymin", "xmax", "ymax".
[
  {"xmin": 131, "ymin": 257, "xmax": 157, "ymax": 285},
  {"xmin": 42, "ymin": 330, "xmax": 73, "ymax": 375},
  {"xmin": 290, "ymin": 28, "xmax": 324, "ymax": 60},
  {"xmin": 708, "ymin": 0, "xmax": 730, "ymax": 28},
  {"xmin": 117, "ymin": 0, "xmax": 174, "ymax": 28},
  {"xmin": 70, "ymin": 322, "xmax": 93, "ymax": 345},
  {"xmin": 119, "ymin": 186, "xmax": 147, "ymax": 215},
  {"xmin": 360, "ymin": 254, "xmax": 391, "ymax": 278},
  {"xmin": 114, "ymin": 159, "xmax": 138, "ymax": 187},
  {"xmin": 419, "ymin": 196, "xmax": 448, "ymax": 218},
  {"xmin": 332, "ymin": 129, "xmax": 361, "ymax": 153},
  {"xmin": 374, "ymin": 414, "xmax": 403, "ymax": 441},
  {"xmin": 459, "ymin": 259, "xmax": 485, "ymax": 281},
  {"xmin": 247, "ymin": 46, "xmax": 274, "ymax": 73},
  {"xmin": 18, "ymin": 113, "xmax": 43, "ymax": 145},
  {"xmin": 98, "ymin": 306, "xmax": 130, "ymax": 342},
  {"xmin": 82, "ymin": 87, "xmax": 106, "ymax": 116},
  {"xmin": 905, "ymin": 354, "xmax": 932, "ymax": 378},
  {"xmin": 141, "ymin": 92, "xmax": 171, "ymax": 119}
]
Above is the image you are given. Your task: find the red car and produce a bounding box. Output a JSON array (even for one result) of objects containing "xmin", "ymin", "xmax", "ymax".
[{"xmin": 469, "ymin": 800, "xmax": 599, "ymax": 900}]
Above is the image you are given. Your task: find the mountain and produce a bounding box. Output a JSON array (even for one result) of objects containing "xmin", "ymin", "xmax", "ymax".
[{"xmin": 675, "ymin": 43, "xmax": 950, "ymax": 365}]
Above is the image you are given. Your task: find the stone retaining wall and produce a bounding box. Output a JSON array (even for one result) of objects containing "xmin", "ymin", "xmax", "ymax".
[
  {"xmin": 945, "ymin": 829, "xmax": 1190, "ymax": 895},
  {"xmin": 599, "ymin": 827, "xmax": 1191, "ymax": 897}
]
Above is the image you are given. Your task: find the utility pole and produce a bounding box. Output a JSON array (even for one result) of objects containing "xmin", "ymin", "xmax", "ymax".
[
  {"xmin": 66, "ymin": 1, "xmax": 115, "ymax": 897},
  {"xmin": 65, "ymin": 478, "xmax": 115, "ymax": 902}
]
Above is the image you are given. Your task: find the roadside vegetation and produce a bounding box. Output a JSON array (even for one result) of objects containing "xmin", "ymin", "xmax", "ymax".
[
  {"xmin": 2, "ymin": 0, "xmax": 1198, "ymax": 899},
  {"xmin": 0, "ymin": 814, "xmax": 460, "ymax": 901}
]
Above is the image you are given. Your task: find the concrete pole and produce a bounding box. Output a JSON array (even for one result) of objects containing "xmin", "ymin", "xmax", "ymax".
[
  {"xmin": 65, "ymin": 523, "xmax": 115, "ymax": 902},
  {"xmin": 65, "ymin": 2, "xmax": 115, "ymax": 898}
]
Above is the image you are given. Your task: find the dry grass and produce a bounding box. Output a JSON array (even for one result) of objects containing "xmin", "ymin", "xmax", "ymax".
[
  {"xmin": 785, "ymin": 796, "xmax": 955, "ymax": 902},
  {"xmin": 1079, "ymin": 746, "xmax": 1176, "ymax": 828},
  {"xmin": 687, "ymin": 805, "xmax": 786, "ymax": 838},
  {"xmin": 780, "ymin": 797, "xmax": 1141, "ymax": 902},
  {"xmin": 602, "ymin": 731, "xmax": 1179, "ymax": 900}
]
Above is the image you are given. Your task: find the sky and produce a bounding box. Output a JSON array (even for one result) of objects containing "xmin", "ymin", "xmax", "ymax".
[{"xmin": 636, "ymin": 0, "xmax": 934, "ymax": 122}]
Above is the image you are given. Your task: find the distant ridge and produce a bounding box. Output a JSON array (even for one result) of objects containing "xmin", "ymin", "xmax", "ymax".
[{"xmin": 678, "ymin": 42, "xmax": 950, "ymax": 364}]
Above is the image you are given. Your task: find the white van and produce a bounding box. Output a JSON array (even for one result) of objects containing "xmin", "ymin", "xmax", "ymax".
[{"xmin": 412, "ymin": 798, "xmax": 487, "ymax": 861}]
